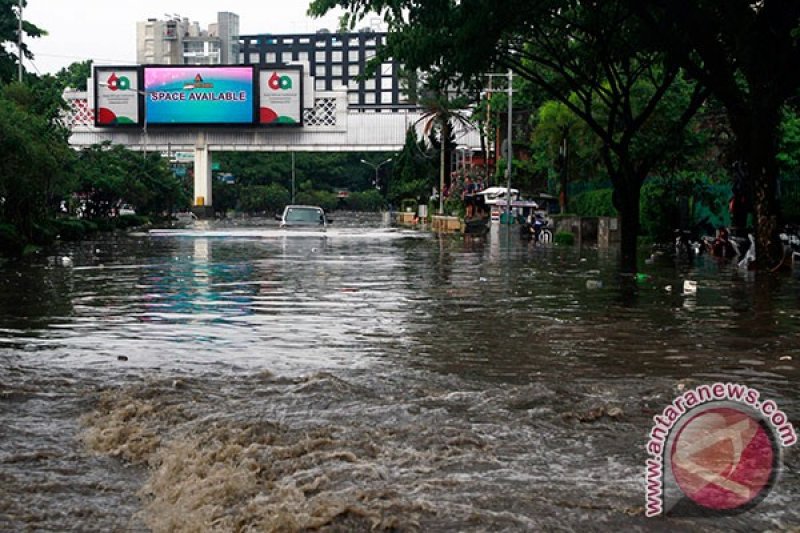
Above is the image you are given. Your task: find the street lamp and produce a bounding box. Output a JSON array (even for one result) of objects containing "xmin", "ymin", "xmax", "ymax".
[{"xmin": 360, "ymin": 158, "xmax": 393, "ymax": 191}]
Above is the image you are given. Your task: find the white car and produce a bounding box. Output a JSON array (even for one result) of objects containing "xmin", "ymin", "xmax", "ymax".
[{"xmin": 276, "ymin": 205, "xmax": 331, "ymax": 230}]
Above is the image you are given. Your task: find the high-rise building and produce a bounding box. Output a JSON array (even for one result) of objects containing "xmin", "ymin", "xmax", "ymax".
[
  {"xmin": 239, "ymin": 30, "xmax": 416, "ymax": 112},
  {"xmin": 136, "ymin": 12, "xmax": 240, "ymax": 65}
]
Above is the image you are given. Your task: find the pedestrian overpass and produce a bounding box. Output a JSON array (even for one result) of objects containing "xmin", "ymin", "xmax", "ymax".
[{"xmin": 63, "ymin": 88, "xmax": 482, "ymax": 210}]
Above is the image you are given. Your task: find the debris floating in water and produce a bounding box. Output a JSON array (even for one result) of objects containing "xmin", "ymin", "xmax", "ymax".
[{"xmin": 683, "ymin": 280, "xmax": 697, "ymax": 295}]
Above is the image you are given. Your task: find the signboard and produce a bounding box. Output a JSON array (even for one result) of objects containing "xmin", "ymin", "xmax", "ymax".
[
  {"xmin": 258, "ymin": 66, "xmax": 303, "ymax": 126},
  {"xmin": 144, "ymin": 66, "xmax": 255, "ymax": 125},
  {"xmin": 172, "ymin": 151, "xmax": 195, "ymax": 163},
  {"xmin": 94, "ymin": 67, "xmax": 141, "ymax": 127}
]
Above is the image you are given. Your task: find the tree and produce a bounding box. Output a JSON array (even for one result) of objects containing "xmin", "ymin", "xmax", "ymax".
[
  {"xmin": 0, "ymin": 0, "xmax": 46, "ymax": 84},
  {"xmin": 388, "ymin": 128, "xmax": 437, "ymax": 206},
  {"xmin": 415, "ymin": 88, "xmax": 474, "ymax": 214},
  {"xmin": 55, "ymin": 60, "xmax": 92, "ymax": 91},
  {"xmin": 0, "ymin": 85, "xmax": 73, "ymax": 240},
  {"xmin": 310, "ymin": 0, "xmax": 708, "ymax": 271},
  {"xmin": 214, "ymin": 152, "xmax": 388, "ymax": 192},
  {"xmin": 629, "ymin": 0, "xmax": 800, "ymax": 268},
  {"xmin": 73, "ymin": 143, "xmax": 185, "ymax": 219},
  {"xmin": 532, "ymin": 100, "xmax": 593, "ymax": 211}
]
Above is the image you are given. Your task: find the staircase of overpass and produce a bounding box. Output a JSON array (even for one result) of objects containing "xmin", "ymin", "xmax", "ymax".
[{"xmin": 63, "ymin": 88, "xmax": 482, "ymax": 211}]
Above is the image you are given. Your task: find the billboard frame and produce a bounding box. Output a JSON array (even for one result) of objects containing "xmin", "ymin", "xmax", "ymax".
[
  {"xmin": 140, "ymin": 64, "xmax": 259, "ymax": 128},
  {"xmin": 93, "ymin": 65, "xmax": 144, "ymax": 129},
  {"xmin": 257, "ymin": 64, "xmax": 304, "ymax": 128}
]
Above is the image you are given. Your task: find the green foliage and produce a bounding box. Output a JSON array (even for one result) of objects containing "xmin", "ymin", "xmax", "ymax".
[
  {"xmin": 779, "ymin": 177, "xmax": 800, "ymax": 221},
  {"xmin": 569, "ymin": 174, "xmax": 722, "ymax": 241},
  {"xmin": 388, "ymin": 128, "xmax": 437, "ymax": 205},
  {"xmin": 0, "ymin": 85, "xmax": 74, "ymax": 240},
  {"xmin": 212, "ymin": 181, "xmax": 238, "ymax": 215},
  {"xmin": 238, "ymin": 184, "xmax": 291, "ymax": 214},
  {"xmin": 0, "ymin": 0, "xmax": 46, "ymax": 84},
  {"xmin": 55, "ymin": 60, "xmax": 92, "ymax": 91},
  {"xmin": 778, "ymin": 107, "xmax": 800, "ymax": 176},
  {"xmin": 72, "ymin": 144, "xmax": 187, "ymax": 219},
  {"xmin": 52, "ymin": 218, "xmax": 96, "ymax": 241},
  {"xmin": 296, "ymin": 190, "xmax": 339, "ymax": 212},
  {"xmin": 554, "ymin": 231, "xmax": 576, "ymax": 246},
  {"xmin": 116, "ymin": 214, "xmax": 150, "ymax": 229},
  {"xmin": 570, "ymin": 189, "xmax": 617, "ymax": 217},
  {"xmin": 531, "ymin": 98, "xmax": 606, "ymax": 195},
  {"xmin": 640, "ymin": 173, "xmax": 721, "ymax": 242},
  {"xmin": 344, "ymin": 189, "xmax": 385, "ymax": 211},
  {"xmin": 215, "ymin": 151, "xmax": 388, "ymax": 192},
  {"xmin": 0, "ymin": 222, "xmax": 23, "ymax": 255},
  {"xmin": 444, "ymin": 195, "xmax": 464, "ymax": 217},
  {"xmin": 310, "ymin": 0, "xmax": 709, "ymax": 270}
]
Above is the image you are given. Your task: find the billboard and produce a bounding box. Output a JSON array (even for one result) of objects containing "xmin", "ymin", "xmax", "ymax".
[
  {"xmin": 94, "ymin": 67, "xmax": 142, "ymax": 127},
  {"xmin": 258, "ymin": 66, "xmax": 303, "ymax": 126},
  {"xmin": 143, "ymin": 66, "xmax": 255, "ymax": 125}
]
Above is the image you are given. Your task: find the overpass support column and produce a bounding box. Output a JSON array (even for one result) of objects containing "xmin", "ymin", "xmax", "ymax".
[{"xmin": 193, "ymin": 134, "xmax": 214, "ymax": 218}]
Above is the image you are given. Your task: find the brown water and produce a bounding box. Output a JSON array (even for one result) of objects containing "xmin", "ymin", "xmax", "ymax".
[{"xmin": 0, "ymin": 216, "xmax": 798, "ymax": 531}]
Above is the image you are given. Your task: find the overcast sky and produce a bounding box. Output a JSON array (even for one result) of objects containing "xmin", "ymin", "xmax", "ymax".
[{"xmin": 23, "ymin": 1, "xmax": 365, "ymax": 74}]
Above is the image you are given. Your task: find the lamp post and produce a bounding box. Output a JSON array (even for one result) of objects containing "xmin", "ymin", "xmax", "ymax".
[{"xmin": 360, "ymin": 158, "xmax": 393, "ymax": 192}]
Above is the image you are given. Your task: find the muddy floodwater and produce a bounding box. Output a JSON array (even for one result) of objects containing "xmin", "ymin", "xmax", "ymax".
[{"xmin": 0, "ymin": 215, "xmax": 798, "ymax": 531}]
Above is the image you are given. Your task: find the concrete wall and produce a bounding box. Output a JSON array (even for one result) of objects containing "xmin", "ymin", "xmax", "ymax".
[
  {"xmin": 597, "ymin": 216, "xmax": 621, "ymax": 248},
  {"xmin": 551, "ymin": 216, "xmax": 620, "ymax": 246}
]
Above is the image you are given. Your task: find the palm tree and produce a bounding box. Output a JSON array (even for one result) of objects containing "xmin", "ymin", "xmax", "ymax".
[{"xmin": 415, "ymin": 91, "xmax": 475, "ymax": 214}]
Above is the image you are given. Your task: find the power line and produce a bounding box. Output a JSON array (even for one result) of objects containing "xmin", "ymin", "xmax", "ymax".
[{"xmin": 33, "ymin": 53, "xmax": 136, "ymax": 64}]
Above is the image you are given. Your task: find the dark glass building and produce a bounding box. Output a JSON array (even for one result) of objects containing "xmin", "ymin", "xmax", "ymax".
[{"xmin": 239, "ymin": 31, "xmax": 416, "ymax": 112}]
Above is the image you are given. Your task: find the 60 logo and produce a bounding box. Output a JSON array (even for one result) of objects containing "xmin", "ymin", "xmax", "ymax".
[
  {"xmin": 268, "ymin": 72, "xmax": 293, "ymax": 91},
  {"xmin": 106, "ymin": 73, "xmax": 131, "ymax": 91}
]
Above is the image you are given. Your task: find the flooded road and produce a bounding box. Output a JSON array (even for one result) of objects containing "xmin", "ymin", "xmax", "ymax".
[{"xmin": 1, "ymin": 215, "xmax": 798, "ymax": 531}]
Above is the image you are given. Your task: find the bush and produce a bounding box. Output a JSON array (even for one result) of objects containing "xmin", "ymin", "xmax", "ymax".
[
  {"xmin": 32, "ymin": 220, "xmax": 58, "ymax": 245},
  {"xmin": 93, "ymin": 219, "xmax": 116, "ymax": 232},
  {"xmin": 52, "ymin": 218, "xmax": 98, "ymax": 241},
  {"xmin": 0, "ymin": 223, "xmax": 24, "ymax": 256},
  {"xmin": 53, "ymin": 219, "xmax": 87, "ymax": 241},
  {"xmin": 295, "ymin": 190, "xmax": 338, "ymax": 212},
  {"xmin": 639, "ymin": 182, "xmax": 677, "ymax": 243},
  {"xmin": 444, "ymin": 196, "xmax": 465, "ymax": 217},
  {"xmin": 554, "ymin": 231, "xmax": 576, "ymax": 245},
  {"xmin": 116, "ymin": 214, "xmax": 150, "ymax": 229},
  {"xmin": 345, "ymin": 190, "xmax": 385, "ymax": 211},
  {"xmin": 239, "ymin": 184, "xmax": 291, "ymax": 215},
  {"xmin": 570, "ymin": 188, "xmax": 617, "ymax": 217}
]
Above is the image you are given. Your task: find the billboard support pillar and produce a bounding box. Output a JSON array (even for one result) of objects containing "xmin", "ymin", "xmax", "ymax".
[{"xmin": 193, "ymin": 135, "xmax": 214, "ymax": 218}]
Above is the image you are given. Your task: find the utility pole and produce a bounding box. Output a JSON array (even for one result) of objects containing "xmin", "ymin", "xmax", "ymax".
[
  {"xmin": 485, "ymin": 76, "xmax": 492, "ymax": 185},
  {"xmin": 17, "ymin": 0, "xmax": 23, "ymax": 82},
  {"xmin": 291, "ymin": 152, "xmax": 296, "ymax": 203},
  {"xmin": 559, "ymin": 136, "xmax": 569, "ymax": 214},
  {"xmin": 505, "ymin": 68, "xmax": 513, "ymax": 225}
]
